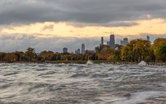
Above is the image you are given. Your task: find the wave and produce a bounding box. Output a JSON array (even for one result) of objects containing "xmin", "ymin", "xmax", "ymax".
[{"xmin": 0, "ymin": 64, "xmax": 165, "ymax": 104}]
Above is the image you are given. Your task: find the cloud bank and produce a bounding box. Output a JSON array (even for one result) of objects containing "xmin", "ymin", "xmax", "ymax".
[
  {"xmin": 0, "ymin": 0, "xmax": 166, "ymax": 26},
  {"xmin": 0, "ymin": 0, "xmax": 166, "ymax": 52},
  {"xmin": 0, "ymin": 34, "xmax": 165, "ymax": 53}
]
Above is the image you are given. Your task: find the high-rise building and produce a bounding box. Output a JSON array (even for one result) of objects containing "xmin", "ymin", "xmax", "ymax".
[
  {"xmin": 120, "ymin": 38, "xmax": 128, "ymax": 46},
  {"xmin": 107, "ymin": 41, "xmax": 110, "ymax": 46},
  {"xmin": 101, "ymin": 37, "xmax": 104, "ymax": 46},
  {"xmin": 109, "ymin": 34, "xmax": 115, "ymax": 48},
  {"xmin": 81, "ymin": 44, "xmax": 85, "ymax": 54},
  {"xmin": 63, "ymin": 47, "xmax": 68, "ymax": 53},
  {"xmin": 147, "ymin": 35, "xmax": 150, "ymax": 42},
  {"xmin": 75, "ymin": 49, "xmax": 80, "ymax": 54},
  {"xmin": 85, "ymin": 50, "xmax": 95, "ymax": 54},
  {"xmin": 124, "ymin": 38, "xmax": 128, "ymax": 43}
]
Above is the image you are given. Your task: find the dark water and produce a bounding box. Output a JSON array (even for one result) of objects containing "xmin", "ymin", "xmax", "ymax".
[{"xmin": 0, "ymin": 63, "xmax": 166, "ymax": 104}]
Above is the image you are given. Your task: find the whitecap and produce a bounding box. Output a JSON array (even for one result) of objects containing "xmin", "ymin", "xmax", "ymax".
[{"xmin": 138, "ymin": 61, "xmax": 147, "ymax": 66}]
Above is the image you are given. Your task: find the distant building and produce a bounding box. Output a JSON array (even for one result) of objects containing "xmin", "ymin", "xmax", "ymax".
[
  {"xmin": 85, "ymin": 50, "xmax": 96, "ymax": 54},
  {"xmin": 63, "ymin": 47, "xmax": 68, "ymax": 53},
  {"xmin": 101, "ymin": 37, "xmax": 104, "ymax": 46},
  {"xmin": 75, "ymin": 49, "xmax": 80, "ymax": 54},
  {"xmin": 107, "ymin": 41, "xmax": 110, "ymax": 47},
  {"xmin": 106, "ymin": 34, "xmax": 115, "ymax": 48},
  {"xmin": 120, "ymin": 38, "xmax": 128, "ymax": 46},
  {"xmin": 81, "ymin": 44, "xmax": 85, "ymax": 54},
  {"xmin": 147, "ymin": 35, "xmax": 150, "ymax": 42},
  {"xmin": 109, "ymin": 34, "xmax": 115, "ymax": 48}
]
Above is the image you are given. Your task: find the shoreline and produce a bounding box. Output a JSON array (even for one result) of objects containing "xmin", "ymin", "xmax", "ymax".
[{"xmin": 0, "ymin": 61, "xmax": 165, "ymax": 66}]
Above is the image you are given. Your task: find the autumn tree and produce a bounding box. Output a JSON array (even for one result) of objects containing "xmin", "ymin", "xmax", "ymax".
[
  {"xmin": 39, "ymin": 51, "xmax": 55, "ymax": 61},
  {"xmin": 121, "ymin": 39, "xmax": 152, "ymax": 62},
  {"xmin": 14, "ymin": 51, "xmax": 25, "ymax": 61},
  {"xmin": 4, "ymin": 53, "xmax": 17, "ymax": 61},
  {"xmin": 108, "ymin": 50, "xmax": 121, "ymax": 61},
  {"xmin": 152, "ymin": 38, "xmax": 166, "ymax": 61},
  {"xmin": 108, "ymin": 44, "xmax": 123, "ymax": 61},
  {"xmin": 95, "ymin": 45, "xmax": 110, "ymax": 53},
  {"xmin": 0, "ymin": 52, "xmax": 5, "ymax": 61},
  {"xmin": 25, "ymin": 47, "xmax": 37, "ymax": 61},
  {"xmin": 53, "ymin": 52, "xmax": 61, "ymax": 60}
]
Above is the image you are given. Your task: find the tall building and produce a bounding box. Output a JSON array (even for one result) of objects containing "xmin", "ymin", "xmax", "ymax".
[
  {"xmin": 81, "ymin": 44, "xmax": 85, "ymax": 54},
  {"xmin": 121, "ymin": 38, "xmax": 128, "ymax": 46},
  {"xmin": 63, "ymin": 47, "xmax": 68, "ymax": 53},
  {"xmin": 107, "ymin": 41, "xmax": 110, "ymax": 47},
  {"xmin": 147, "ymin": 35, "xmax": 150, "ymax": 42},
  {"xmin": 75, "ymin": 49, "xmax": 80, "ymax": 54},
  {"xmin": 109, "ymin": 34, "xmax": 115, "ymax": 48},
  {"xmin": 124, "ymin": 38, "xmax": 128, "ymax": 43},
  {"xmin": 101, "ymin": 37, "xmax": 104, "ymax": 46},
  {"xmin": 85, "ymin": 50, "xmax": 95, "ymax": 54}
]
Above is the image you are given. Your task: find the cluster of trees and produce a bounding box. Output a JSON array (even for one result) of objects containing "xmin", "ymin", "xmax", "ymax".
[
  {"xmin": 0, "ymin": 38, "xmax": 166, "ymax": 63},
  {"xmin": 120, "ymin": 38, "xmax": 166, "ymax": 62},
  {"xmin": 0, "ymin": 48, "xmax": 37, "ymax": 62},
  {"xmin": 98, "ymin": 38, "xmax": 166, "ymax": 62}
]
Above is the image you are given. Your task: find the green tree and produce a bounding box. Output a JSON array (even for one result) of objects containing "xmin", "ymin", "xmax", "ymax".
[
  {"xmin": 25, "ymin": 47, "xmax": 37, "ymax": 61},
  {"xmin": 121, "ymin": 39, "xmax": 152, "ymax": 62},
  {"xmin": 4, "ymin": 53, "xmax": 17, "ymax": 61},
  {"xmin": 0, "ymin": 52, "xmax": 5, "ymax": 61},
  {"xmin": 112, "ymin": 50, "xmax": 121, "ymax": 61},
  {"xmin": 152, "ymin": 38, "xmax": 166, "ymax": 61},
  {"xmin": 14, "ymin": 51, "xmax": 25, "ymax": 61},
  {"xmin": 39, "ymin": 51, "xmax": 54, "ymax": 61},
  {"xmin": 95, "ymin": 45, "xmax": 110, "ymax": 53},
  {"xmin": 98, "ymin": 48, "xmax": 115, "ymax": 60}
]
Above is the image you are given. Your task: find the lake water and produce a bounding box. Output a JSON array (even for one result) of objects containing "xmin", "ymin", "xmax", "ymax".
[{"xmin": 0, "ymin": 63, "xmax": 166, "ymax": 104}]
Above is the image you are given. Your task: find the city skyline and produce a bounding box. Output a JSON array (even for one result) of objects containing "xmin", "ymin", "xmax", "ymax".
[
  {"xmin": 64, "ymin": 34, "xmax": 152, "ymax": 54},
  {"xmin": 0, "ymin": 0, "xmax": 166, "ymax": 52}
]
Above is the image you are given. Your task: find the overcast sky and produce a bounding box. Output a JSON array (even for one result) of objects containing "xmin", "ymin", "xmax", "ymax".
[{"xmin": 0, "ymin": 0, "xmax": 166, "ymax": 52}]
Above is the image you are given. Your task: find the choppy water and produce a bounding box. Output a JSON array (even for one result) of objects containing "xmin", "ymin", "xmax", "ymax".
[{"xmin": 0, "ymin": 63, "xmax": 166, "ymax": 104}]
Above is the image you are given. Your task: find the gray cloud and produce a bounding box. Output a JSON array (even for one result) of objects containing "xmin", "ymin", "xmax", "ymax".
[
  {"xmin": 1, "ymin": 0, "xmax": 166, "ymax": 52},
  {"xmin": 0, "ymin": 0, "xmax": 166, "ymax": 26},
  {"xmin": 0, "ymin": 34, "xmax": 165, "ymax": 53},
  {"xmin": 0, "ymin": 34, "xmax": 100, "ymax": 52}
]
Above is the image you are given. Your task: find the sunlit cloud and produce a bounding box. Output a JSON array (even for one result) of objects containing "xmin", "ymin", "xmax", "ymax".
[
  {"xmin": 1, "ymin": 18, "xmax": 166, "ymax": 38},
  {"xmin": 0, "ymin": 0, "xmax": 166, "ymax": 52}
]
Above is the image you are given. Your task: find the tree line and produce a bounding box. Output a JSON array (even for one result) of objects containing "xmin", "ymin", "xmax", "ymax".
[{"xmin": 0, "ymin": 38, "xmax": 166, "ymax": 63}]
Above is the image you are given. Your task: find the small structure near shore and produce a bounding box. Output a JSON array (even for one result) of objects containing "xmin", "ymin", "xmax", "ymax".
[
  {"xmin": 138, "ymin": 61, "xmax": 147, "ymax": 66},
  {"xmin": 86, "ymin": 60, "xmax": 93, "ymax": 65}
]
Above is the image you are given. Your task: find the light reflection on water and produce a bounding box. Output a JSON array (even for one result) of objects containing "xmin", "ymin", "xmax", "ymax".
[{"xmin": 0, "ymin": 63, "xmax": 165, "ymax": 104}]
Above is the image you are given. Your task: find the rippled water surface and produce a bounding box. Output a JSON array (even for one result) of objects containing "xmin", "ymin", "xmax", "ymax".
[{"xmin": 0, "ymin": 63, "xmax": 166, "ymax": 104}]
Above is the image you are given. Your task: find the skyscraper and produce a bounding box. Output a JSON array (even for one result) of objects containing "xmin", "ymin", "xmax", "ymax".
[
  {"xmin": 63, "ymin": 47, "xmax": 68, "ymax": 53},
  {"xmin": 121, "ymin": 38, "xmax": 128, "ymax": 46},
  {"xmin": 124, "ymin": 38, "xmax": 128, "ymax": 43},
  {"xmin": 107, "ymin": 41, "xmax": 110, "ymax": 47},
  {"xmin": 147, "ymin": 35, "xmax": 150, "ymax": 42},
  {"xmin": 81, "ymin": 44, "xmax": 85, "ymax": 54},
  {"xmin": 101, "ymin": 37, "xmax": 104, "ymax": 46},
  {"xmin": 75, "ymin": 49, "xmax": 80, "ymax": 54},
  {"xmin": 109, "ymin": 34, "xmax": 115, "ymax": 48}
]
